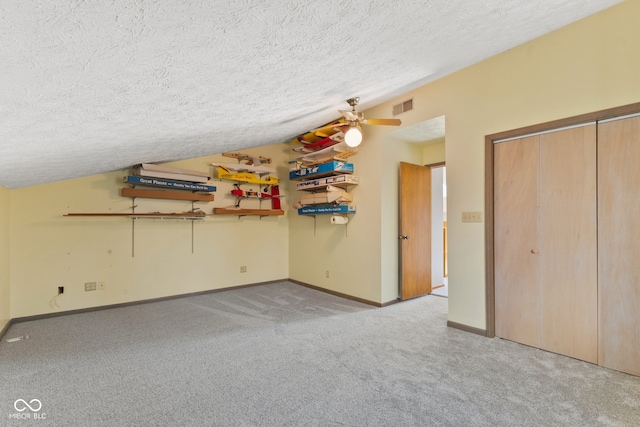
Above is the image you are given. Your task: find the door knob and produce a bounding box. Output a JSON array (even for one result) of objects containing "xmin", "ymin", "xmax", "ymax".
[{"xmin": 399, "ymin": 235, "xmax": 410, "ymax": 240}]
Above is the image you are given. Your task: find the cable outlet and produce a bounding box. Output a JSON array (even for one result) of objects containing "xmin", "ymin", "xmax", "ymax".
[
  {"xmin": 98, "ymin": 281, "xmax": 105, "ymax": 291},
  {"xmin": 240, "ymin": 266, "xmax": 247, "ymax": 273},
  {"xmin": 58, "ymin": 286, "xmax": 64, "ymax": 295},
  {"xmin": 84, "ymin": 281, "xmax": 97, "ymax": 292}
]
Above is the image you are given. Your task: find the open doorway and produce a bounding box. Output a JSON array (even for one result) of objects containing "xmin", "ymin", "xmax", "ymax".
[
  {"xmin": 388, "ymin": 115, "xmax": 446, "ymax": 300},
  {"xmin": 430, "ymin": 165, "xmax": 448, "ymax": 297}
]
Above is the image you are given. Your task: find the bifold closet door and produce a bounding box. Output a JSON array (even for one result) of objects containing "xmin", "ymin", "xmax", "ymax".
[
  {"xmin": 598, "ymin": 116, "xmax": 640, "ymax": 376},
  {"xmin": 494, "ymin": 135, "xmax": 540, "ymax": 348},
  {"xmin": 538, "ymin": 125, "xmax": 597, "ymax": 364},
  {"xmin": 494, "ymin": 125, "xmax": 597, "ymax": 363}
]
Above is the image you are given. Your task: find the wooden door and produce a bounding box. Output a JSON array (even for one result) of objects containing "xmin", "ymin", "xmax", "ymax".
[
  {"xmin": 399, "ymin": 162, "xmax": 431, "ymax": 300},
  {"xmin": 539, "ymin": 125, "xmax": 597, "ymax": 363},
  {"xmin": 598, "ymin": 116, "xmax": 640, "ymax": 376},
  {"xmin": 494, "ymin": 136, "xmax": 541, "ymax": 348}
]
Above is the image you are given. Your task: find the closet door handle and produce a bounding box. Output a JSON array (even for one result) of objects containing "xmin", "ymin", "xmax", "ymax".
[
  {"xmin": 531, "ymin": 249, "xmax": 538, "ymax": 254},
  {"xmin": 399, "ymin": 235, "xmax": 410, "ymax": 240}
]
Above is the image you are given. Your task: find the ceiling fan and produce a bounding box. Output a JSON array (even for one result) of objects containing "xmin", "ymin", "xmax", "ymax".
[{"xmin": 313, "ymin": 97, "xmax": 402, "ymax": 147}]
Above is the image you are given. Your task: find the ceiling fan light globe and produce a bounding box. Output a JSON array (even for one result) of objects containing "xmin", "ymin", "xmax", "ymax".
[{"xmin": 344, "ymin": 127, "xmax": 362, "ymax": 147}]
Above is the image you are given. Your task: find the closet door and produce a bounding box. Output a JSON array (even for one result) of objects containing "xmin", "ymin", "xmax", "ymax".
[
  {"xmin": 494, "ymin": 135, "xmax": 540, "ymax": 348},
  {"xmin": 598, "ymin": 116, "xmax": 640, "ymax": 376},
  {"xmin": 494, "ymin": 125, "xmax": 597, "ymax": 363},
  {"xmin": 539, "ymin": 125, "xmax": 597, "ymax": 363}
]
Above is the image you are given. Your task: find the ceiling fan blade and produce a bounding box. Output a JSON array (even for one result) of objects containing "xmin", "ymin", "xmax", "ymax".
[{"xmin": 363, "ymin": 118, "xmax": 402, "ymax": 126}]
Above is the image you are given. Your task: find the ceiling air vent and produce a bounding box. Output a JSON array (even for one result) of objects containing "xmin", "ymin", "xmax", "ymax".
[{"xmin": 393, "ymin": 98, "xmax": 413, "ymax": 116}]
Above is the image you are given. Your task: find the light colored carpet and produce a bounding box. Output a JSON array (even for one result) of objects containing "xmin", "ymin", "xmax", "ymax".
[{"xmin": 1, "ymin": 281, "xmax": 639, "ymax": 426}]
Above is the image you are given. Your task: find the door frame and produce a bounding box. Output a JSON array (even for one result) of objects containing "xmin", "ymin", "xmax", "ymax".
[{"xmin": 484, "ymin": 101, "xmax": 640, "ymax": 338}]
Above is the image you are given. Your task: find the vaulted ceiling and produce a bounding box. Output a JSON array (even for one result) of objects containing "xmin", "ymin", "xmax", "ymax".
[{"xmin": 0, "ymin": 1, "xmax": 621, "ymax": 188}]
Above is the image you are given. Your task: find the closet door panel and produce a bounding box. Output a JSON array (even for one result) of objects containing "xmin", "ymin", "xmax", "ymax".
[
  {"xmin": 598, "ymin": 116, "xmax": 640, "ymax": 376},
  {"xmin": 539, "ymin": 125, "xmax": 598, "ymax": 363},
  {"xmin": 494, "ymin": 136, "xmax": 540, "ymax": 347}
]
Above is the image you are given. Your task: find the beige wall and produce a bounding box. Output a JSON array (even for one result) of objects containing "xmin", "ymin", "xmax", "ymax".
[
  {"xmin": 290, "ymin": 1, "xmax": 639, "ymax": 313},
  {"xmin": 0, "ymin": 185, "xmax": 10, "ymax": 330},
  {"xmin": 9, "ymin": 145, "xmax": 289, "ymax": 318},
  {"xmin": 365, "ymin": 0, "xmax": 640, "ymax": 329},
  {"xmin": 423, "ymin": 140, "xmax": 445, "ymax": 165},
  {"xmin": 5, "ymin": 2, "xmax": 638, "ymax": 329},
  {"xmin": 379, "ymin": 135, "xmax": 424, "ymax": 303},
  {"xmin": 288, "ymin": 104, "xmax": 446, "ymax": 305},
  {"xmin": 288, "ymin": 130, "xmax": 386, "ymax": 303}
]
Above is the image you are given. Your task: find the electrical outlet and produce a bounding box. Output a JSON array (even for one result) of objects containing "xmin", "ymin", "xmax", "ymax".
[
  {"xmin": 462, "ymin": 211, "xmax": 483, "ymax": 223},
  {"xmin": 326, "ymin": 271, "xmax": 330, "ymax": 278},
  {"xmin": 58, "ymin": 286, "xmax": 64, "ymax": 295},
  {"xmin": 84, "ymin": 282, "xmax": 97, "ymax": 292},
  {"xmin": 98, "ymin": 281, "xmax": 105, "ymax": 291},
  {"xmin": 240, "ymin": 266, "xmax": 247, "ymax": 273}
]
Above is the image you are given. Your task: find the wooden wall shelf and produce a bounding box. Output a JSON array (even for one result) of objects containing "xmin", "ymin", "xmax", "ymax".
[
  {"xmin": 64, "ymin": 212, "xmax": 206, "ymax": 220},
  {"xmin": 213, "ymin": 208, "xmax": 284, "ymax": 217}
]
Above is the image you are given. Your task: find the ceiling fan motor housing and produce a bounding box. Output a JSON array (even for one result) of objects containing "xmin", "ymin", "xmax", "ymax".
[{"xmin": 346, "ymin": 97, "xmax": 360, "ymax": 108}]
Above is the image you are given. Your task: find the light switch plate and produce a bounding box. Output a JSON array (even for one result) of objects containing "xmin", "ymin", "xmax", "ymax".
[{"xmin": 462, "ymin": 212, "xmax": 483, "ymax": 223}]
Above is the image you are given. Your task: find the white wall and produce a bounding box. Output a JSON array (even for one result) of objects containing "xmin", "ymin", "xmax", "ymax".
[
  {"xmin": 0, "ymin": 185, "xmax": 10, "ymax": 330},
  {"xmin": 431, "ymin": 167, "xmax": 445, "ymax": 287},
  {"xmin": 423, "ymin": 140, "xmax": 447, "ymax": 287},
  {"xmin": 9, "ymin": 145, "xmax": 289, "ymax": 318}
]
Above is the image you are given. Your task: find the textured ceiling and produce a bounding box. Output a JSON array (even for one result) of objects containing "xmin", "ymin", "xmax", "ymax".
[
  {"xmin": 388, "ymin": 116, "xmax": 446, "ymax": 145},
  {"xmin": 0, "ymin": 0, "xmax": 621, "ymax": 188}
]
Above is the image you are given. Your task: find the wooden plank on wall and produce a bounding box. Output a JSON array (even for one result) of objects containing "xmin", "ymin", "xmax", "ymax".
[{"xmin": 213, "ymin": 208, "xmax": 284, "ymax": 216}]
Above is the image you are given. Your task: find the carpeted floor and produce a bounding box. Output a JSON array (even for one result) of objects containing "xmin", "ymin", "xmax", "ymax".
[{"xmin": 1, "ymin": 281, "xmax": 639, "ymax": 426}]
